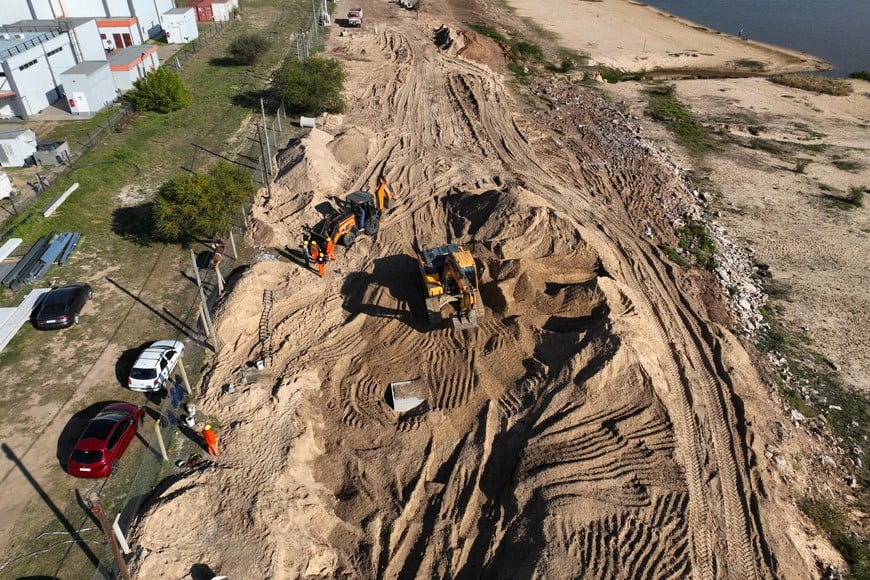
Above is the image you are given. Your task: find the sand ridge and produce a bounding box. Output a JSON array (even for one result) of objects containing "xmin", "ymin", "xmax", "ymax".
[{"xmin": 128, "ymin": 1, "xmax": 846, "ymax": 578}]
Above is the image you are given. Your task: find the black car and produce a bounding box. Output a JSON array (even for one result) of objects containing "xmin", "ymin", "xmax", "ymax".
[{"xmin": 33, "ymin": 283, "xmax": 92, "ymax": 330}]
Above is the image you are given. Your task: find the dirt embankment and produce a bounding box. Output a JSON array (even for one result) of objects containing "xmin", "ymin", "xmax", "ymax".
[{"xmin": 128, "ymin": 2, "xmax": 845, "ymax": 578}]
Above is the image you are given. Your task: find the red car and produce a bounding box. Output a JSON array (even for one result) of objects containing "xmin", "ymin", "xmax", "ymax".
[{"xmin": 67, "ymin": 402, "xmax": 144, "ymax": 478}]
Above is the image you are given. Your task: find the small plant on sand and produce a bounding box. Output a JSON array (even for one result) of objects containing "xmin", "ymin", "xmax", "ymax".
[
  {"xmin": 645, "ymin": 84, "xmax": 715, "ymax": 156},
  {"xmin": 846, "ymin": 185, "xmax": 865, "ymax": 207},
  {"xmin": 793, "ymin": 158, "xmax": 811, "ymax": 174},
  {"xmin": 677, "ymin": 215, "xmax": 716, "ymax": 270},
  {"xmin": 659, "ymin": 244, "xmax": 689, "ymax": 267},
  {"xmin": 732, "ymin": 58, "xmax": 765, "ymax": 72},
  {"xmin": 769, "ymin": 74, "xmax": 853, "ymax": 96}
]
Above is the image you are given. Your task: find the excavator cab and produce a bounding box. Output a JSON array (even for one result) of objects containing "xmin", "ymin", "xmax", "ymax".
[{"xmin": 418, "ymin": 244, "xmax": 483, "ymax": 330}]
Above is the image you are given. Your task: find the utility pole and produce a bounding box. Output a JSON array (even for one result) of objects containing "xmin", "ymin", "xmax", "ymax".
[{"xmin": 86, "ymin": 493, "xmax": 131, "ymax": 580}]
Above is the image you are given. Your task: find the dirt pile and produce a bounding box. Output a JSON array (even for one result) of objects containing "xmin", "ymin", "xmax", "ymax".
[{"xmin": 129, "ymin": 2, "xmax": 834, "ymax": 577}]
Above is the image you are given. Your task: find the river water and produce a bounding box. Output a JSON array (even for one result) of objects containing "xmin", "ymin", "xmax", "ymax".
[{"xmin": 640, "ymin": 0, "xmax": 869, "ymax": 76}]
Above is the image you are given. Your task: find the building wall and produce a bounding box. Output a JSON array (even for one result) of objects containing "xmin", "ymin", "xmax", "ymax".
[
  {"xmin": 161, "ymin": 10, "xmax": 198, "ymax": 44},
  {"xmin": 60, "ymin": 62, "xmax": 116, "ymax": 114},
  {"xmin": 129, "ymin": 0, "xmax": 163, "ymax": 39},
  {"xmin": 0, "ymin": 4, "xmax": 36, "ymax": 26},
  {"xmin": 111, "ymin": 49, "xmax": 159, "ymax": 90},
  {"xmin": 98, "ymin": 21, "xmax": 143, "ymax": 50},
  {"xmin": 212, "ymin": 0, "xmax": 237, "ymax": 22},
  {"xmin": 69, "ymin": 19, "xmax": 105, "ymax": 61},
  {"xmin": 58, "ymin": 0, "xmax": 108, "ymax": 18},
  {"xmin": 4, "ymin": 47, "xmax": 58, "ymax": 116}
]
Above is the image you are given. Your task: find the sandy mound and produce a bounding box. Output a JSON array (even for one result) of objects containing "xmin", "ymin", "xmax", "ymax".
[{"xmin": 129, "ymin": 3, "xmax": 835, "ymax": 578}]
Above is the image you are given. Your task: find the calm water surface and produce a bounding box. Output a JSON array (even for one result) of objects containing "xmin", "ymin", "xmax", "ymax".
[{"xmin": 640, "ymin": 0, "xmax": 870, "ymax": 76}]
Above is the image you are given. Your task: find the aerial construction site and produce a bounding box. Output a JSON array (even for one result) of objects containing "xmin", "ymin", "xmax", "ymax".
[{"xmin": 127, "ymin": 0, "xmax": 869, "ymax": 576}]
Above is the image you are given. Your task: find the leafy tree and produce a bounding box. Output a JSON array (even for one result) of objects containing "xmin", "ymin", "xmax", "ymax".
[
  {"xmin": 124, "ymin": 67, "xmax": 192, "ymax": 113},
  {"xmin": 272, "ymin": 56, "xmax": 346, "ymax": 115},
  {"xmin": 153, "ymin": 161, "xmax": 255, "ymax": 240},
  {"xmin": 228, "ymin": 32, "xmax": 271, "ymax": 65}
]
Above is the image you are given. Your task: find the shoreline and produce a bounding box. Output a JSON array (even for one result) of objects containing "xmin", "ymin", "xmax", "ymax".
[{"xmin": 505, "ymin": 0, "xmax": 830, "ymax": 75}]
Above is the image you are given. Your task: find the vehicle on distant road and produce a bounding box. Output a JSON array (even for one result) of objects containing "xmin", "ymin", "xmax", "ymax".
[
  {"xmin": 347, "ymin": 8, "xmax": 363, "ymax": 26},
  {"xmin": 128, "ymin": 339, "xmax": 185, "ymax": 392},
  {"xmin": 32, "ymin": 283, "xmax": 92, "ymax": 330},
  {"xmin": 67, "ymin": 402, "xmax": 144, "ymax": 478}
]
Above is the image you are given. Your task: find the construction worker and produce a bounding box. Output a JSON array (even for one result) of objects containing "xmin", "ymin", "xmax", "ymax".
[
  {"xmin": 302, "ymin": 234, "xmax": 310, "ymax": 269},
  {"xmin": 325, "ymin": 236, "xmax": 335, "ymax": 261},
  {"xmin": 202, "ymin": 424, "xmax": 219, "ymax": 456},
  {"xmin": 309, "ymin": 238, "xmax": 320, "ymax": 266},
  {"xmin": 377, "ymin": 175, "xmax": 394, "ymax": 209},
  {"xmin": 316, "ymin": 251, "xmax": 328, "ymax": 277}
]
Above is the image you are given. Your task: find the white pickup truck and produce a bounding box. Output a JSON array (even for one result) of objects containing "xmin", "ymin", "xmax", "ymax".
[{"xmin": 347, "ymin": 8, "xmax": 363, "ymax": 26}]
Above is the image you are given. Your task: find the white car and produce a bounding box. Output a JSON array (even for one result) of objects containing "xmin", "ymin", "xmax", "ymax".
[{"xmin": 128, "ymin": 340, "xmax": 185, "ymax": 392}]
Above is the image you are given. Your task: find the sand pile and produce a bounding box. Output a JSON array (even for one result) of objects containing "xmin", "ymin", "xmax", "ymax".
[{"xmin": 129, "ymin": 2, "xmax": 833, "ymax": 577}]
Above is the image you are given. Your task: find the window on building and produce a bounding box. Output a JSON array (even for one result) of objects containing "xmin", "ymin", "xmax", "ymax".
[
  {"xmin": 19, "ymin": 59, "xmax": 38, "ymax": 71},
  {"xmin": 46, "ymin": 47, "xmax": 63, "ymax": 57}
]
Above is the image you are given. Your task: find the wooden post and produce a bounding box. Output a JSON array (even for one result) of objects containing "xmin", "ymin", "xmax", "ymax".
[
  {"xmin": 191, "ymin": 250, "xmax": 219, "ymax": 351},
  {"xmin": 229, "ymin": 230, "xmax": 238, "ymax": 260},
  {"xmin": 86, "ymin": 494, "xmax": 131, "ymax": 580},
  {"xmin": 177, "ymin": 358, "xmax": 192, "ymax": 395},
  {"xmin": 154, "ymin": 420, "xmax": 168, "ymax": 461}
]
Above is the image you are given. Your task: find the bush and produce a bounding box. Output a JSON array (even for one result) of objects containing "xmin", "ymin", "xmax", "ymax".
[
  {"xmin": 123, "ymin": 67, "xmax": 192, "ymax": 113},
  {"xmin": 153, "ymin": 161, "xmax": 256, "ymax": 240},
  {"xmin": 228, "ymin": 32, "xmax": 271, "ymax": 65},
  {"xmin": 271, "ymin": 56, "xmax": 347, "ymax": 115},
  {"xmin": 769, "ymin": 74, "xmax": 853, "ymax": 96},
  {"xmin": 848, "ymin": 70, "xmax": 870, "ymax": 82}
]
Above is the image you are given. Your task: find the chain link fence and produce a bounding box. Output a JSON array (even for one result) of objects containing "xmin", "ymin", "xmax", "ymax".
[{"xmin": 90, "ymin": 18, "xmax": 318, "ymax": 579}]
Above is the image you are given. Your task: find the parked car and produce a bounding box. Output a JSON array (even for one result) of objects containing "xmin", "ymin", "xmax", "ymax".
[
  {"xmin": 67, "ymin": 402, "xmax": 144, "ymax": 478},
  {"xmin": 128, "ymin": 340, "xmax": 185, "ymax": 392},
  {"xmin": 32, "ymin": 283, "xmax": 92, "ymax": 330}
]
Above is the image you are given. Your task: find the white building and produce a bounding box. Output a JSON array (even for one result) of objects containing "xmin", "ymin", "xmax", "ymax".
[
  {"xmin": 109, "ymin": 44, "xmax": 159, "ymax": 90},
  {"xmin": 59, "ymin": 60, "xmax": 116, "ymax": 115},
  {"xmin": 0, "ymin": 19, "xmax": 104, "ymax": 118},
  {"xmin": 161, "ymin": 8, "xmax": 198, "ymax": 45},
  {"xmin": 97, "ymin": 17, "xmax": 143, "ymax": 51},
  {"xmin": 0, "ymin": 129, "xmax": 37, "ymax": 167},
  {"xmin": 1, "ymin": 0, "xmax": 176, "ymax": 40}
]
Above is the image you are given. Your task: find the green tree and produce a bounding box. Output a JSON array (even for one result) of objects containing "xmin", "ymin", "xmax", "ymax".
[
  {"xmin": 124, "ymin": 67, "xmax": 192, "ymax": 113},
  {"xmin": 272, "ymin": 56, "xmax": 347, "ymax": 115},
  {"xmin": 153, "ymin": 161, "xmax": 255, "ymax": 240},
  {"xmin": 228, "ymin": 32, "xmax": 271, "ymax": 65}
]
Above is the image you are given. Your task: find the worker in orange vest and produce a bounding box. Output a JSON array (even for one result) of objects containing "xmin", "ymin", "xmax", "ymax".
[
  {"xmin": 376, "ymin": 175, "xmax": 394, "ymax": 209},
  {"xmin": 316, "ymin": 252, "xmax": 328, "ymax": 277},
  {"xmin": 202, "ymin": 424, "xmax": 219, "ymax": 456},
  {"xmin": 308, "ymin": 239, "xmax": 320, "ymax": 266},
  {"xmin": 325, "ymin": 236, "xmax": 335, "ymax": 261}
]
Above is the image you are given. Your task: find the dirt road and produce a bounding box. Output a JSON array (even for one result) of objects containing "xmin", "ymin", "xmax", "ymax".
[{"xmin": 129, "ymin": 2, "xmax": 830, "ymax": 577}]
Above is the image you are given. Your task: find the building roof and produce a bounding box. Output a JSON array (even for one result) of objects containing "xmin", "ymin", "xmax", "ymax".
[
  {"xmin": 96, "ymin": 18, "xmax": 138, "ymax": 28},
  {"xmin": 164, "ymin": 7, "xmax": 193, "ymax": 14},
  {"xmin": 61, "ymin": 60, "xmax": 109, "ymax": 76},
  {"xmin": 109, "ymin": 45, "xmax": 157, "ymax": 70},
  {"xmin": 0, "ymin": 30, "xmax": 61, "ymax": 59}
]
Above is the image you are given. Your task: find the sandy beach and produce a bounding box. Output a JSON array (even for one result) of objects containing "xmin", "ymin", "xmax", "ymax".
[
  {"xmin": 507, "ymin": 0, "xmax": 830, "ymax": 74},
  {"xmin": 123, "ymin": 0, "xmax": 868, "ymax": 577}
]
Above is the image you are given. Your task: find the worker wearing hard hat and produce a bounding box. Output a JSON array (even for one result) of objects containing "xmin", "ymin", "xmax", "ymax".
[{"xmin": 202, "ymin": 424, "xmax": 219, "ymax": 456}]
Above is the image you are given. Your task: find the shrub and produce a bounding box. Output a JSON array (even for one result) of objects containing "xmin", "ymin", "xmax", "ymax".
[
  {"xmin": 271, "ymin": 56, "xmax": 347, "ymax": 115},
  {"xmin": 848, "ymin": 70, "xmax": 870, "ymax": 82},
  {"xmin": 153, "ymin": 161, "xmax": 255, "ymax": 240},
  {"xmin": 769, "ymin": 74, "xmax": 853, "ymax": 96},
  {"xmin": 228, "ymin": 32, "xmax": 271, "ymax": 65},
  {"xmin": 123, "ymin": 67, "xmax": 192, "ymax": 113},
  {"xmin": 847, "ymin": 186, "xmax": 865, "ymax": 207}
]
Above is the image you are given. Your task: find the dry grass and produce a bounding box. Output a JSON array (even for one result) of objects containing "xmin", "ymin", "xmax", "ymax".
[{"xmin": 769, "ymin": 74, "xmax": 853, "ymax": 96}]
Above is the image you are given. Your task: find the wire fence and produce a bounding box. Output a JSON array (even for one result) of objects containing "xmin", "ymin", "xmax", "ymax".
[{"xmin": 88, "ymin": 13, "xmax": 321, "ymax": 580}]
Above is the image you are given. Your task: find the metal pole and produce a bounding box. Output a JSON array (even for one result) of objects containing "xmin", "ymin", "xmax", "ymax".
[{"xmin": 86, "ymin": 494, "xmax": 132, "ymax": 580}]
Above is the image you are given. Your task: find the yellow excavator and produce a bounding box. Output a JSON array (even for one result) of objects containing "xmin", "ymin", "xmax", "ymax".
[{"xmin": 418, "ymin": 244, "xmax": 484, "ymax": 330}]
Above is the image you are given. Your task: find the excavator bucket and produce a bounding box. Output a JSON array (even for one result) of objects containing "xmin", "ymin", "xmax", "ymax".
[{"xmin": 450, "ymin": 308, "xmax": 479, "ymax": 330}]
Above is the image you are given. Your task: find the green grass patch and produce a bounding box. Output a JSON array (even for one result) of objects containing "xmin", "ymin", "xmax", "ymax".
[
  {"xmin": 677, "ymin": 216, "xmax": 716, "ymax": 270},
  {"xmin": 659, "ymin": 244, "xmax": 689, "ymax": 267},
  {"xmin": 732, "ymin": 58, "xmax": 766, "ymax": 72},
  {"xmin": 645, "ymin": 84, "xmax": 715, "ymax": 157},
  {"xmin": 848, "ymin": 70, "xmax": 870, "ymax": 82},
  {"xmin": 769, "ymin": 74, "xmax": 853, "ymax": 96}
]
